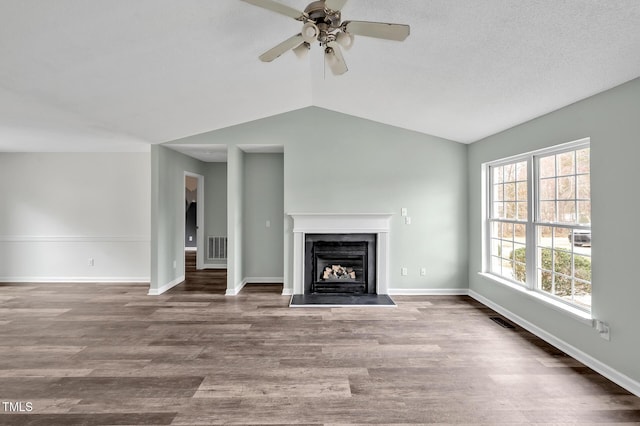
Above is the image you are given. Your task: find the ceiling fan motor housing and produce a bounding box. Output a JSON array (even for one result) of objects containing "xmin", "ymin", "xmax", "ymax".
[{"xmin": 304, "ymin": 1, "xmax": 341, "ymax": 35}]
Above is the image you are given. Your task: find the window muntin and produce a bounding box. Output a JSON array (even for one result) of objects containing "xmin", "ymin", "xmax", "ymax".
[
  {"xmin": 491, "ymin": 161, "xmax": 528, "ymax": 221},
  {"xmin": 536, "ymin": 226, "xmax": 592, "ymax": 309},
  {"xmin": 489, "ymin": 160, "xmax": 528, "ymax": 284},
  {"xmin": 486, "ymin": 142, "xmax": 591, "ymax": 311},
  {"xmin": 535, "ymin": 147, "xmax": 591, "ymax": 308},
  {"xmin": 537, "ymin": 148, "xmax": 590, "ymax": 225}
]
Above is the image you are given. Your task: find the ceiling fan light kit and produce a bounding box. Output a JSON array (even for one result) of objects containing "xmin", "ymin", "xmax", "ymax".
[
  {"xmin": 240, "ymin": 0, "xmax": 410, "ymax": 75},
  {"xmin": 335, "ymin": 31, "xmax": 354, "ymax": 49},
  {"xmin": 302, "ymin": 22, "xmax": 320, "ymax": 43},
  {"xmin": 292, "ymin": 42, "xmax": 311, "ymax": 58}
]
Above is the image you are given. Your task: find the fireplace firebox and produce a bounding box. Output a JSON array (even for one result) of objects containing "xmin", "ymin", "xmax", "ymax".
[{"xmin": 304, "ymin": 234, "xmax": 376, "ymax": 294}]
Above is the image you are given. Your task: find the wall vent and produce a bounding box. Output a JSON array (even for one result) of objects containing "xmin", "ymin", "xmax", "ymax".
[{"xmin": 207, "ymin": 236, "xmax": 227, "ymax": 260}]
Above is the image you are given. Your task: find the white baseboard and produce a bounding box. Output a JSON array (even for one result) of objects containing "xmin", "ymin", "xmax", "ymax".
[
  {"xmin": 225, "ymin": 277, "xmax": 283, "ymax": 296},
  {"xmin": 243, "ymin": 277, "xmax": 283, "ymax": 284},
  {"xmin": 281, "ymin": 287, "xmax": 293, "ymax": 296},
  {"xmin": 387, "ymin": 288, "xmax": 470, "ymax": 296},
  {"xmin": 0, "ymin": 277, "xmax": 149, "ymax": 284},
  {"xmin": 202, "ymin": 263, "xmax": 227, "ymax": 269},
  {"xmin": 225, "ymin": 280, "xmax": 246, "ymax": 296},
  {"xmin": 469, "ymin": 289, "xmax": 640, "ymax": 398},
  {"xmin": 148, "ymin": 275, "xmax": 185, "ymax": 295}
]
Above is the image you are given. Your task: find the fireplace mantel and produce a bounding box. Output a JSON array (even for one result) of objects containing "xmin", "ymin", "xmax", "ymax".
[{"xmin": 289, "ymin": 213, "xmax": 393, "ymax": 295}]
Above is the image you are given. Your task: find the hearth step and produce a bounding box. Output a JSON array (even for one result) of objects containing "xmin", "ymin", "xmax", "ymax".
[{"xmin": 290, "ymin": 294, "xmax": 395, "ymax": 307}]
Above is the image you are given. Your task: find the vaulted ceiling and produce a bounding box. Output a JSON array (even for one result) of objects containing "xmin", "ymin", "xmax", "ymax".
[{"xmin": 1, "ymin": 0, "xmax": 639, "ymax": 152}]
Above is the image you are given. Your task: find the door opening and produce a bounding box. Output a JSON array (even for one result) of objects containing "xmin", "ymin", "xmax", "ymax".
[
  {"xmin": 184, "ymin": 172, "xmax": 205, "ymax": 273},
  {"xmin": 185, "ymin": 175, "xmax": 198, "ymax": 250}
]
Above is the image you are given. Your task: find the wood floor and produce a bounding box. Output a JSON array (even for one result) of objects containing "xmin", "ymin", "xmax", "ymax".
[{"xmin": 1, "ymin": 252, "xmax": 639, "ymax": 425}]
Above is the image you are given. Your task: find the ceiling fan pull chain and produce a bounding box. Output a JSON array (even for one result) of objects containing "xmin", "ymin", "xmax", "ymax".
[{"xmin": 323, "ymin": 49, "xmax": 326, "ymax": 81}]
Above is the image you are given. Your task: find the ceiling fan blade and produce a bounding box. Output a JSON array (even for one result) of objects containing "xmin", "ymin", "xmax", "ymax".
[
  {"xmin": 325, "ymin": 0, "xmax": 348, "ymax": 11},
  {"xmin": 325, "ymin": 41, "xmax": 348, "ymax": 75},
  {"xmin": 259, "ymin": 34, "xmax": 304, "ymax": 62},
  {"xmin": 239, "ymin": 0, "xmax": 305, "ymax": 20},
  {"xmin": 343, "ymin": 21, "xmax": 410, "ymax": 41}
]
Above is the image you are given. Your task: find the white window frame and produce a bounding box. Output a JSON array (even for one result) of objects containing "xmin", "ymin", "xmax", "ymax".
[
  {"xmin": 483, "ymin": 138, "xmax": 591, "ymax": 316},
  {"xmin": 486, "ymin": 156, "xmax": 531, "ymax": 285}
]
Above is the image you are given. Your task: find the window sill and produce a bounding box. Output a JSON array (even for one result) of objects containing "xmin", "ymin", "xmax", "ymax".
[{"xmin": 477, "ymin": 272, "xmax": 593, "ymax": 326}]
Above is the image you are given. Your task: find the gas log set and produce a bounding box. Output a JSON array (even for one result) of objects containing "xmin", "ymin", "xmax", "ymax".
[{"xmin": 322, "ymin": 265, "xmax": 356, "ymax": 281}]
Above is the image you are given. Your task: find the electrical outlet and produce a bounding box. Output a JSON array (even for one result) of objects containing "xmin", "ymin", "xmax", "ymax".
[
  {"xmin": 266, "ymin": 220, "xmax": 271, "ymax": 228},
  {"xmin": 401, "ymin": 267, "xmax": 408, "ymax": 276},
  {"xmin": 88, "ymin": 258, "xmax": 94, "ymax": 267},
  {"xmin": 188, "ymin": 236, "xmax": 193, "ymax": 242},
  {"xmin": 420, "ymin": 267, "xmax": 426, "ymax": 276},
  {"xmin": 405, "ymin": 217, "xmax": 411, "ymax": 225},
  {"xmin": 595, "ymin": 320, "xmax": 611, "ymax": 341},
  {"xmin": 173, "ymin": 260, "xmax": 177, "ymax": 269},
  {"xmin": 401, "ymin": 208, "xmax": 408, "ymax": 217}
]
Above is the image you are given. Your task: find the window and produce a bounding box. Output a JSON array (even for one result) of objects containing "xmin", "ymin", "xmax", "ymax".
[
  {"xmin": 486, "ymin": 140, "xmax": 591, "ymax": 311},
  {"xmin": 489, "ymin": 160, "xmax": 528, "ymax": 284}
]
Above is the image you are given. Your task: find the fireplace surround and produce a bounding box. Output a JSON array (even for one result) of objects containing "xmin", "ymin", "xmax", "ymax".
[
  {"xmin": 289, "ymin": 213, "xmax": 392, "ymax": 295},
  {"xmin": 305, "ymin": 233, "xmax": 376, "ymax": 294}
]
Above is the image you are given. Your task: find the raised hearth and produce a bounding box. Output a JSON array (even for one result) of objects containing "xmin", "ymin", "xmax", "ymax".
[{"xmin": 290, "ymin": 294, "xmax": 395, "ymax": 307}]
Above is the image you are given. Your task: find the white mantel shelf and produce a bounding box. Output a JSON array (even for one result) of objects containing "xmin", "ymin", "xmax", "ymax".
[
  {"xmin": 289, "ymin": 213, "xmax": 394, "ymax": 234},
  {"xmin": 288, "ymin": 213, "xmax": 393, "ymax": 295}
]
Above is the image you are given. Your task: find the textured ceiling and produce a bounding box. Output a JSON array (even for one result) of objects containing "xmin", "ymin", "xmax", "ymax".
[{"xmin": 1, "ymin": 0, "xmax": 639, "ymax": 152}]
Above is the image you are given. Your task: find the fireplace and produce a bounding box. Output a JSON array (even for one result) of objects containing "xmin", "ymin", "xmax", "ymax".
[
  {"xmin": 289, "ymin": 213, "xmax": 392, "ymax": 296},
  {"xmin": 305, "ymin": 234, "xmax": 376, "ymax": 294}
]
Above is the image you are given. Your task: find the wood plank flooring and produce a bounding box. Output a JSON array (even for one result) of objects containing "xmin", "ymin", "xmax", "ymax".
[{"xmin": 0, "ymin": 251, "xmax": 639, "ymax": 424}]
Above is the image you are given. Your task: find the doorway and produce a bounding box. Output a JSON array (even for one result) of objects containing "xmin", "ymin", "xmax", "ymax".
[
  {"xmin": 185, "ymin": 175, "xmax": 198, "ymax": 249},
  {"xmin": 184, "ymin": 172, "xmax": 204, "ymax": 273}
]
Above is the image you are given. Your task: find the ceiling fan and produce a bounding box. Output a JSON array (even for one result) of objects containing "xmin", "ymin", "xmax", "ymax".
[{"xmin": 240, "ymin": 0, "xmax": 410, "ymax": 75}]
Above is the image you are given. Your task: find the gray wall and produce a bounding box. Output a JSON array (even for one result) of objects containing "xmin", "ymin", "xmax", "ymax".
[
  {"xmin": 167, "ymin": 107, "xmax": 469, "ymax": 294},
  {"xmin": 0, "ymin": 152, "xmax": 150, "ymax": 281},
  {"xmin": 242, "ymin": 153, "xmax": 284, "ymax": 279},
  {"xmin": 468, "ymin": 77, "xmax": 640, "ymax": 385},
  {"xmin": 204, "ymin": 162, "xmax": 227, "ymax": 266}
]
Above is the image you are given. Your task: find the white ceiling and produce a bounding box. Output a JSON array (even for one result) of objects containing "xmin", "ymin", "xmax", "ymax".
[{"xmin": 1, "ymin": 0, "xmax": 639, "ymax": 152}]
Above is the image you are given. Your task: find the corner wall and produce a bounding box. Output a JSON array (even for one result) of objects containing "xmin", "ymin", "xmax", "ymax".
[
  {"xmin": 468, "ymin": 77, "xmax": 640, "ymax": 391},
  {"xmin": 150, "ymin": 145, "xmax": 208, "ymax": 294},
  {"xmin": 226, "ymin": 146, "xmax": 244, "ymax": 294},
  {"xmin": 242, "ymin": 153, "xmax": 284, "ymax": 282},
  {"xmin": 203, "ymin": 162, "xmax": 227, "ymax": 268}
]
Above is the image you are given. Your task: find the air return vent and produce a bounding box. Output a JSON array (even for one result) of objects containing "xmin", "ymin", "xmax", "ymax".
[
  {"xmin": 207, "ymin": 236, "xmax": 227, "ymax": 260},
  {"xmin": 490, "ymin": 317, "xmax": 516, "ymax": 329}
]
